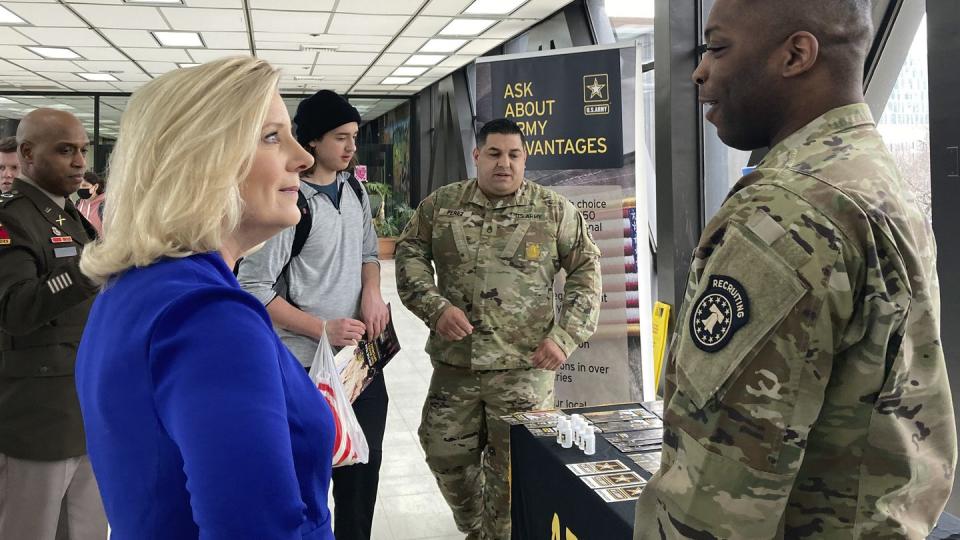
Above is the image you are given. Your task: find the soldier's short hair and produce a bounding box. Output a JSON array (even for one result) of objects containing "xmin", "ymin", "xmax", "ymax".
[
  {"xmin": 746, "ymin": 0, "xmax": 873, "ymax": 79},
  {"xmin": 80, "ymin": 56, "xmax": 281, "ymax": 284},
  {"xmin": 477, "ymin": 118, "xmax": 526, "ymax": 148},
  {"xmin": 0, "ymin": 136, "xmax": 16, "ymax": 154}
]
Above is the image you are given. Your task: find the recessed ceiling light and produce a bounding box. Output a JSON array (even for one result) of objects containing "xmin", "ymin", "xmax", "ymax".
[
  {"xmin": 405, "ymin": 54, "xmax": 446, "ymax": 66},
  {"xmin": 177, "ymin": 63, "xmax": 200, "ymax": 68},
  {"xmin": 463, "ymin": 0, "xmax": 526, "ymax": 15},
  {"xmin": 78, "ymin": 73, "xmax": 119, "ymax": 82},
  {"xmin": 420, "ymin": 39, "xmax": 467, "ymax": 53},
  {"xmin": 301, "ymin": 44, "xmax": 339, "ymax": 52},
  {"xmin": 27, "ymin": 47, "xmax": 82, "ymax": 60},
  {"xmin": 293, "ymin": 75, "xmax": 325, "ymax": 81},
  {"xmin": 0, "ymin": 6, "xmax": 27, "ymax": 25},
  {"xmin": 440, "ymin": 18, "xmax": 496, "ymax": 36},
  {"xmin": 152, "ymin": 31, "xmax": 204, "ymax": 48},
  {"xmin": 392, "ymin": 66, "xmax": 427, "ymax": 77},
  {"xmin": 382, "ymin": 77, "xmax": 413, "ymax": 85}
]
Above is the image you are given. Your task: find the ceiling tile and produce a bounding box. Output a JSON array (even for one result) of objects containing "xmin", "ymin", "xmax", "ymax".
[
  {"xmin": 313, "ymin": 51, "xmax": 378, "ymax": 65},
  {"xmin": 66, "ymin": 0, "xmax": 124, "ymax": 4},
  {"xmin": 111, "ymin": 81, "xmax": 144, "ymax": 91},
  {"xmin": 336, "ymin": 43, "xmax": 385, "ymax": 53},
  {"xmin": 0, "ymin": 27, "xmax": 37, "ymax": 45},
  {"xmin": 422, "ymin": 0, "xmax": 473, "ymax": 16},
  {"xmin": 0, "ymin": 45, "xmax": 41, "ymax": 60},
  {"xmin": 256, "ymin": 41, "xmax": 301, "ymax": 51},
  {"xmin": 14, "ymin": 59, "xmax": 81, "ymax": 72},
  {"xmin": 36, "ymin": 71, "xmax": 84, "ymax": 81},
  {"xmin": 249, "ymin": 0, "xmax": 334, "ymax": 9},
  {"xmin": 365, "ymin": 66, "xmax": 394, "ymax": 76},
  {"xmin": 438, "ymin": 54, "xmax": 473, "ymax": 67},
  {"xmin": 73, "ymin": 59, "xmax": 141, "ymax": 73},
  {"xmin": 255, "ymin": 32, "xmax": 391, "ymax": 45},
  {"xmin": 72, "ymin": 4, "xmax": 169, "ymax": 30},
  {"xmin": 161, "ymin": 8, "xmax": 247, "ymax": 32},
  {"xmin": 19, "ymin": 27, "xmax": 112, "ymax": 47},
  {"xmin": 122, "ymin": 47, "xmax": 192, "ymax": 62},
  {"xmin": 336, "ymin": 0, "xmax": 421, "ymax": 15},
  {"xmin": 2, "ymin": 3, "xmax": 87, "ymax": 27},
  {"xmin": 200, "ymin": 31, "xmax": 249, "ymax": 49},
  {"xmin": 256, "ymin": 49, "xmax": 315, "ymax": 64},
  {"xmin": 385, "ymin": 37, "xmax": 426, "ymax": 54},
  {"xmin": 401, "ymin": 16, "xmax": 451, "ymax": 38},
  {"xmin": 374, "ymin": 53, "xmax": 410, "ymax": 67},
  {"xmin": 114, "ymin": 72, "xmax": 151, "ymax": 82},
  {"xmin": 327, "ymin": 13, "xmax": 409, "ymax": 36},
  {"xmin": 482, "ymin": 18, "xmax": 537, "ymax": 39},
  {"xmin": 138, "ymin": 60, "xmax": 179, "ymax": 74},
  {"xmin": 186, "ymin": 48, "xmax": 250, "ymax": 62},
  {"xmin": 510, "ymin": 0, "xmax": 571, "ymax": 19},
  {"xmin": 308, "ymin": 64, "xmax": 365, "ymax": 76},
  {"xmin": 100, "ymin": 29, "xmax": 159, "ymax": 48},
  {"xmin": 72, "ymin": 47, "xmax": 127, "ymax": 61},
  {"xmin": 183, "ymin": 0, "xmax": 243, "ymax": 6},
  {"xmin": 456, "ymin": 38, "xmax": 499, "ymax": 55},
  {"xmin": 252, "ymin": 10, "xmax": 331, "ymax": 34},
  {"xmin": 427, "ymin": 65, "xmax": 457, "ymax": 77}
]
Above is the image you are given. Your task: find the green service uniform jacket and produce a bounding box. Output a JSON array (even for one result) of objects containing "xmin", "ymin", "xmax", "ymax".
[
  {"xmin": 0, "ymin": 179, "xmax": 99, "ymax": 460},
  {"xmin": 634, "ymin": 104, "xmax": 957, "ymax": 539},
  {"xmin": 395, "ymin": 178, "xmax": 602, "ymax": 370}
]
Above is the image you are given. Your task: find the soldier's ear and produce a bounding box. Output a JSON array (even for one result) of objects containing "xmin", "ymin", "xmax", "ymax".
[{"xmin": 18, "ymin": 142, "xmax": 32, "ymax": 165}]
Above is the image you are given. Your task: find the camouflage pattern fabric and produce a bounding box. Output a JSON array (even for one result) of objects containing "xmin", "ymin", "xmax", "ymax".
[
  {"xmin": 395, "ymin": 178, "xmax": 602, "ymax": 369},
  {"xmin": 634, "ymin": 104, "xmax": 957, "ymax": 539},
  {"xmin": 419, "ymin": 362, "xmax": 554, "ymax": 540}
]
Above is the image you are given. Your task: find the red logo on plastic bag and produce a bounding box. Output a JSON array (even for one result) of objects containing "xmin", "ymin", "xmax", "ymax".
[{"xmin": 317, "ymin": 380, "xmax": 355, "ymax": 466}]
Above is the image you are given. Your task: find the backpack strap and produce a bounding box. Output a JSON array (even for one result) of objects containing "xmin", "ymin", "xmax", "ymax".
[
  {"xmin": 346, "ymin": 174, "xmax": 364, "ymax": 206},
  {"xmin": 290, "ymin": 189, "xmax": 312, "ymax": 259}
]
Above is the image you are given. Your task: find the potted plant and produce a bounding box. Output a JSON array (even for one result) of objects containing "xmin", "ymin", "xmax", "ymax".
[{"xmin": 364, "ymin": 182, "xmax": 414, "ymax": 260}]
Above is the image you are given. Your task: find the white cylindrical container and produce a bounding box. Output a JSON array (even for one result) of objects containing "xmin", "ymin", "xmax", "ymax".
[{"xmin": 584, "ymin": 430, "xmax": 596, "ymax": 455}]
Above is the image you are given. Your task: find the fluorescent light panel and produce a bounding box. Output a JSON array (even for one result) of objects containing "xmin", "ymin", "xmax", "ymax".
[
  {"xmin": 153, "ymin": 31, "xmax": 204, "ymax": 48},
  {"xmin": 440, "ymin": 18, "xmax": 496, "ymax": 36},
  {"xmin": 293, "ymin": 75, "xmax": 325, "ymax": 80},
  {"xmin": 382, "ymin": 76, "xmax": 413, "ymax": 85},
  {"xmin": 78, "ymin": 73, "xmax": 119, "ymax": 81},
  {"xmin": 27, "ymin": 47, "xmax": 82, "ymax": 60},
  {"xmin": 420, "ymin": 38, "xmax": 467, "ymax": 53},
  {"xmin": 177, "ymin": 63, "xmax": 200, "ymax": 68},
  {"xmin": 464, "ymin": 0, "xmax": 526, "ymax": 15},
  {"xmin": 405, "ymin": 54, "xmax": 446, "ymax": 66},
  {"xmin": 392, "ymin": 66, "xmax": 427, "ymax": 77},
  {"xmin": 0, "ymin": 6, "xmax": 26, "ymax": 25}
]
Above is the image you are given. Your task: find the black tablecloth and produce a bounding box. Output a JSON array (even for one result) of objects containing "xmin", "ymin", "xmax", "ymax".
[{"xmin": 510, "ymin": 402, "xmax": 960, "ymax": 539}]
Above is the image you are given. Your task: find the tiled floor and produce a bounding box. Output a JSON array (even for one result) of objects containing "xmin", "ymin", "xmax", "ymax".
[{"xmin": 358, "ymin": 260, "xmax": 462, "ymax": 540}]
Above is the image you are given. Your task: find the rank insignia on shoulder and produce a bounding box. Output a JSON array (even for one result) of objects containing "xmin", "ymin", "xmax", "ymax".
[{"xmin": 689, "ymin": 274, "xmax": 750, "ymax": 353}]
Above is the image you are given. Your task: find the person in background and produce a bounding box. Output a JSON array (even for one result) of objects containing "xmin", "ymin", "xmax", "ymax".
[
  {"xmin": 395, "ymin": 118, "xmax": 603, "ymax": 539},
  {"xmin": 237, "ymin": 89, "xmax": 389, "ymax": 540},
  {"xmin": 75, "ymin": 171, "xmax": 105, "ymax": 236},
  {"xmin": 0, "ymin": 136, "xmax": 18, "ymax": 194},
  {"xmin": 633, "ymin": 0, "xmax": 956, "ymax": 538},
  {"xmin": 75, "ymin": 57, "xmax": 335, "ymax": 540},
  {"xmin": 0, "ymin": 109, "xmax": 105, "ymax": 539}
]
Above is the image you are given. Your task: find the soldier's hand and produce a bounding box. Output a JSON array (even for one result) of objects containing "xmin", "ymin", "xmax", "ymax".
[
  {"xmin": 531, "ymin": 338, "xmax": 567, "ymax": 370},
  {"xmin": 361, "ymin": 290, "xmax": 389, "ymax": 340},
  {"xmin": 436, "ymin": 306, "xmax": 473, "ymax": 341},
  {"xmin": 325, "ymin": 318, "xmax": 367, "ymax": 347}
]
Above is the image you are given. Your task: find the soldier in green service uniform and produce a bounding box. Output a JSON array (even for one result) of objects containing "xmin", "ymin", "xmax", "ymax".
[
  {"xmin": 0, "ymin": 109, "xmax": 105, "ymax": 539},
  {"xmin": 634, "ymin": 1, "xmax": 956, "ymax": 538},
  {"xmin": 396, "ymin": 118, "xmax": 602, "ymax": 539}
]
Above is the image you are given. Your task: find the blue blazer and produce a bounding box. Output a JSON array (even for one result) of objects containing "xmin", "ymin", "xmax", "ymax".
[{"xmin": 76, "ymin": 252, "xmax": 334, "ymax": 540}]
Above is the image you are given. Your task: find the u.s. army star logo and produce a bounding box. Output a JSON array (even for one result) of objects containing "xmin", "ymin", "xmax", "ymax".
[{"xmin": 689, "ymin": 275, "xmax": 750, "ymax": 353}]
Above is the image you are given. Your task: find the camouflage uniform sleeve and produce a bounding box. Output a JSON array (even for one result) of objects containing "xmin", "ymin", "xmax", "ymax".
[
  {"xmin": 0, "ymin": 214, "xmax": 98, "ymax": 336},
  {"xmin": 394, "ymin": 194, "xmax": 451, "ymax": 328},
  {"xmin": 635, "ymin": 184, "xmax": 860, "ymax": 539},
  {"xmin": 549, "ymin": 198, "xmax": 602, "ymax": 356}
]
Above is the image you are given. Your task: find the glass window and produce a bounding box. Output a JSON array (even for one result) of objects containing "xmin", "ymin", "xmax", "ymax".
[
  {"xmin": 587, "ymin": 0, "xmax": 654, "ymax": 62},
  {"xmin": 878, "ymin": 16, "xmax": 930, "ymax": 221}
]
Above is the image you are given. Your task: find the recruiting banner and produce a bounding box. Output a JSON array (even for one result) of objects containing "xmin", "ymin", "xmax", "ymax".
[{"xmin": 476, "ymin": 43, "xmax": 652, "ymax": 407}]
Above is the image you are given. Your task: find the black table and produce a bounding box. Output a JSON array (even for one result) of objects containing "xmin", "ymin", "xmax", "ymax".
[{"xmin": 510, "ymin": 402, "xmax": 960, "ymax": 539}]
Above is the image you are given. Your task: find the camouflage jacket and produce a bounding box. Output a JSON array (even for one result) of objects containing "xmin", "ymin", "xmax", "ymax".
[
  {"xmin": 395, "ymin": 179, "xmax": 602, "ymax": 370},
  {"xmin": 635, "ymin": 104, "xmax": 957, "ymax": 539}
]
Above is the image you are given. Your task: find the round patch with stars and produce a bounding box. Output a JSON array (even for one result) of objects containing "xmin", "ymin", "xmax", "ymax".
[{"xmin": 689, "ymin": 275, "xmax": 750, "ymax": 353}]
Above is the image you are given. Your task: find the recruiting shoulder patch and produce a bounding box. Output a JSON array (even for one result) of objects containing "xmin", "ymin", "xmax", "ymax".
[{"xmin": 689, "ymin": 275, "xmax": 750, "ymax": 353}]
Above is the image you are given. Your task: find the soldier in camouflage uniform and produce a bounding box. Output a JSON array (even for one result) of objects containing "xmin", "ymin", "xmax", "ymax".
[
  {"xmin": 634, "ymin": 1, "xmax": 956, "ymax": 538},
  {"xmin": 396, "ymin": 118, "xmax": 602, "ymax": 539}
]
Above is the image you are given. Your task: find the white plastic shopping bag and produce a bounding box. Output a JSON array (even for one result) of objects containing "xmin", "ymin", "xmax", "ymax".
[{"xmin": 308, "ymin": 331, "xmax": 370, "ymax": 467}]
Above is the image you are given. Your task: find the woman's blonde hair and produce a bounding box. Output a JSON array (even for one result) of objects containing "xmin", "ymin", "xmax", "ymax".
[{"xmin": 81, "ymin": 56, "xmax": 281, "ymax": 283}]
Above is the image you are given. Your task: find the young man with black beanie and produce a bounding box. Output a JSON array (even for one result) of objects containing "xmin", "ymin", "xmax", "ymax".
[{"xmin": 237, "ymin": 89, "xmax": 390, "ymax": 539}]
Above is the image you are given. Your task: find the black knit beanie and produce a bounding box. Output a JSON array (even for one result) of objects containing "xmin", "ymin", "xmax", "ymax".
[{"xmin": 294, "ymin": 90, "xmax": 361, "ymax": 147}]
